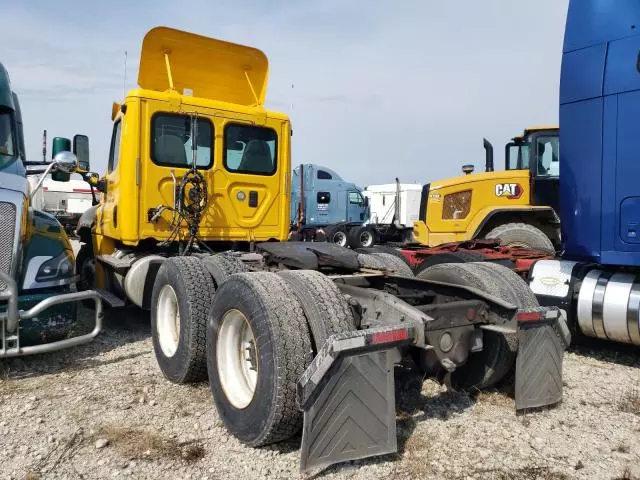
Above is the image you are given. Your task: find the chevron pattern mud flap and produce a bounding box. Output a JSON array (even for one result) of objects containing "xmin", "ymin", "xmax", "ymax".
[
  {"xmin": 515, "ymin": 308, "xmax": 569, "ymax": 411},
  {"xmin": 299, "ymin": 348, "xmax": 398, "ymax": 473}
]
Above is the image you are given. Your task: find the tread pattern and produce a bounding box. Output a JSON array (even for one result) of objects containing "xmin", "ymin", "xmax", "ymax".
[
  {"xmin": 233, "ymin": 272, "xmax": 313, "ymax": 445},
  {"xmin": 370, "ymin": 253, "xmax": 414, "ymax": 277},
  {"xmin": 278, "ymin": 270, "xmax": 355, "ymax": 351},
  {"xmin": 485, "ymin": 222, "xmax": 555, "ymax": 253},
  {"xmin": 163, "ymin": 256, "xmax": 215, "ymax": 382},
  {"xmin": 201, "ymin": 253, "xmax": 248, "ymax": 287}
]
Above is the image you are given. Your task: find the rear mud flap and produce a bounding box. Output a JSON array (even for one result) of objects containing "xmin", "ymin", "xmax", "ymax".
[
  {"xmin": 515, "ymin": 310, "xmax": 569, "ymax": 411},
  {"xmin": 297, "ymin": 325, "xmax": 418, "ymax": 473},
  {"xmin": 300, "ymin": 349, "xmax": 397, "ymax": 473}
]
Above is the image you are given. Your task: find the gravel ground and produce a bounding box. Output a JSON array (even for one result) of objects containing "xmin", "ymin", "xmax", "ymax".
[{"xmin": 1, "ymin": 306, "xmax": 639, "ymax": 480}]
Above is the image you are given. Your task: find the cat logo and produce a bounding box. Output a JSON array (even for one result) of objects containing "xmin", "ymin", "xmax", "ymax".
[{"xmin": 495, "ymin": 183, "xmax": 523, "ymax": 200}]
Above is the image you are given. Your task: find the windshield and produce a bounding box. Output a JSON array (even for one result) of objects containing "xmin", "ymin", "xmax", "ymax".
[
  {"xmin": 0, "ymin": 110, "xmax": 16, "ymax": 170},
  {"xmin": 0, "ymin": 110, "xmax": 15, "ymax": 157}
]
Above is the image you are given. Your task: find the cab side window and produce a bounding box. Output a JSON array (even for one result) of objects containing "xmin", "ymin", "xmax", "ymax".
[{"xmin": 107, "ymin": 120, "xmax": 122, "ymax": 172}]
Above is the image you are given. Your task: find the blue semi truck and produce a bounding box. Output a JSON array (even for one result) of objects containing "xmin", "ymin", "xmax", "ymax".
[
  {"xmin": 528, "ymin": 0, "xmax": 640, "ymax": 347},
  {"xmin": 289, "ymin": 164, "xmax": 414, "ymax": 248}
]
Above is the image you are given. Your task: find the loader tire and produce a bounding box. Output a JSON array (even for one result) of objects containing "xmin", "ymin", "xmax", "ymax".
[
  {"xmin": 207, "ymin": 272, "xmax": 313, "ymax": 446},
  {"xmin": 347, "ymin": 225, "xmax": 376, "ymax": 248},
  {"xmin": 201, "ymin": 254, "xmax": 248, "ymax": 287},
  {"xmin": 151, "ymin": 256, "xmax": 215, "ymax": 384},
  {"xmin": 278, "ymin": 270, "xmax": 355, "ymax": 351},
  {"xmin": 417, "ymin": 262, "xmax": 538, "ymax": 390},
  {"xmin": 370, "ymin": 253, "xmax": 414, "ymax": 277},
  {"xmin": 484, "ymin": 222, "xmax": 555, "ymax": 253}
]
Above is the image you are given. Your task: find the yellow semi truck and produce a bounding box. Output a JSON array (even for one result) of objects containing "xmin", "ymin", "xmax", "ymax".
[
  {"xmin": 73, "ymin": 27, "xmax": 567, "ymax": 472},
  {"xmin": 413, "ymin": 127, "xmax": 560, "ymax": 252}
]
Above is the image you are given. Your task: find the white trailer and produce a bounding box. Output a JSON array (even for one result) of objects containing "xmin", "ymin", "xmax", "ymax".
[
  {"xmin": 28, "ymin": 176, "xmax": 93, "ymax": 233},
  {"xmin": 359, "ymin": 179, "xmax": 422, "ymax": 245}
]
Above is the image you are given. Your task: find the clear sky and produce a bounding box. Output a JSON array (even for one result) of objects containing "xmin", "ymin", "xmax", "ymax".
[{"xmin": 4, "ymin": 0, "xmax": 569, "ymax": 186}]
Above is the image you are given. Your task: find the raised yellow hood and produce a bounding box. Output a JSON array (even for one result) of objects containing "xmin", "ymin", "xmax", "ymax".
[{"xmin": 138, "ymin": 26, "xmax": 269, "ymax": 106}]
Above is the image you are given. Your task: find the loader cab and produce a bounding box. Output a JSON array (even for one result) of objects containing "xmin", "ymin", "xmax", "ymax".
[
  {"xmin": 506, "ymin": 127, "xmax": 560, "ymax": 215},
  {"xmin": 89, "ymin": 27, "xmax": 292, "ymax": 252}
]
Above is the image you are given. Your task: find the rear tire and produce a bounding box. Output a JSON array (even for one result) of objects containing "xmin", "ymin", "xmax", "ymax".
[
  {"xmin": 417, "ymin": 262, "xmax": 537, "ymax": 390},
  {"xmin": 347, "ymin": 225, "xmax": 376, "ymax": 248},
  {"xmin": 207, "ymin": 272, "xmax": 313, "ymax": 446},
  {"xmin": 277, "ymin": 270, "xmax": 354, "ymax": 351},
  {"xmin": 413, "ymin": 251, "xmax": 485, "ymax": 275},
  {"xmin": 484, "ymin": 222, "xmax": 555, "ymax": 253},
  {"xmin": 325, "ymin": 224, "xmax": 348, "ymax": 247},
  {"xmin": 201, "ymin": 254, "xmax": 248, "ymax": 287},
  {"xmin": 151, "ymin": 257, "xmax": 215, "ymax": 384},
  {"xmin": 370, "ymin": 253, "xmax": 414, "ymax": 277}
]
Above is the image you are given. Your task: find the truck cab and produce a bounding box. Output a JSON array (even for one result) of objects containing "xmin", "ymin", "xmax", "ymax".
[
  {"xmin": 0, "ymin": 62, "xmax": 101, "ymax": 357},
  {"xmin": 290, "ymin": 164, "xmax": 368, "ymax": 244}
]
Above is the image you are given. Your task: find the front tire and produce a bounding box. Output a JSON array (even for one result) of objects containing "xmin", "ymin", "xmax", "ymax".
[
  {"xmin": 484, "ymin": 222, "xmax": 555, "ymax": 253},
  {"xmin": 151, "ymin": 256, "xmax": 215, "ymax": 384},
  {"xmin": 207, "ymin": 272, "xmax": 313, "ymax": 446}
]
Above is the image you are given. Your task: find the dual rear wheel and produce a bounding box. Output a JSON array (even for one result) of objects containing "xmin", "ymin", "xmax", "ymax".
[{"xmin": 151, "ymin": 258, "xmax": 355, "ymax": 446}]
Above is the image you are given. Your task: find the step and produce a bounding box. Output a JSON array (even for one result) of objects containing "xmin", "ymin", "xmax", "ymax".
[{"xmin": 96, "ymin": 288, "xmax": 126, "ymax": 308}]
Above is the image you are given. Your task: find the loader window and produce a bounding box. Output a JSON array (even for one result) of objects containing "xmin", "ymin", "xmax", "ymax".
[
  {"xmin": 151, "ymin": 113, "xmax": 213, "ymax": 169},
  {"xmin": 224, "ymin": 124, "xmax": 277, "ymax": 175},
  {"xmin": 107, "ymin": 119, "xmax": 122, "ymax": 172},
  {"xmin": 534, "ymin": 135, "xmax": 559, "ymax": 177},
  {"xmin": 506, "ymin": 143, "xmax": 530, "ymax": 171}
]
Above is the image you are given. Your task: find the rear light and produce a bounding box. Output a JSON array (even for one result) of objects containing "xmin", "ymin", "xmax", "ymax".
[
  {"xmin": 517, "ymin": 311, "xmax": 543, "ymax": 322},
  {"xmin": 370, "ymin": 328, "xmax": 409, "ymax": 345}
]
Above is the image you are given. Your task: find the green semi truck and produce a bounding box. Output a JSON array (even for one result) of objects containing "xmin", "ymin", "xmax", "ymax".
[{"xmin": 0, "ymin": 62, "xmax": 102, "ymax": 357}]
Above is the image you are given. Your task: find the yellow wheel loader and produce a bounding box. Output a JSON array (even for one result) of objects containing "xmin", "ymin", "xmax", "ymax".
[{"xmin": 412, "ymin": 127, "xmax": 560, "ymax": 252}]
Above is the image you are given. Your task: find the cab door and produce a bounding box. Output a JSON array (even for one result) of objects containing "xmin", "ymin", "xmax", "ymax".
[
  {"xmin": 210, "ymin": 114, "xmax": 289, "ymax": 241},
  {"xmin": 530, "ymin": 133, "xmax": 560, "ymax": 215},
  {"xmin": 347, "ymin": 191, "xmax": 366, "ymax": 223}
]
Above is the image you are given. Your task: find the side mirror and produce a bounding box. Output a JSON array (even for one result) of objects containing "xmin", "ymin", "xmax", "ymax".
[
  {"xmin": 29, "ymin": 151, "xmax": 78, "ymax": 199},
  {"xmin": 51, "ymin": 137, "xmax": 72, "ymax": 182},
  {"xmin": 363, "ymin": 196, "xmax": 369, "ymax": 208},
  {"xmin": 73, "ymin": 134, "xmax": 90, "ymax": 173},
  {"xmin": 52, "ymin": 151, "xmax": 78, "ymax": 174}
]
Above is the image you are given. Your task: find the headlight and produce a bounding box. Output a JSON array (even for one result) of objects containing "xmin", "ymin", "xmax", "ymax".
[{"xmin": 35, "ymin": 251, "xmax": 74, "ymax": 282}]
